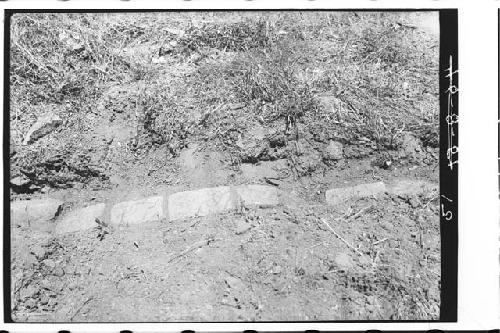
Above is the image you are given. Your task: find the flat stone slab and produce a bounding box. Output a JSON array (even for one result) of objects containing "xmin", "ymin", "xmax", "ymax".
[
  {"xmin": 110, "ymin": 196, "xmax": 164, "ymax": 226},
  {"xmin": 325, "ymin": 182, "xmax": 386, "ymax": 206},
  {"xmin": 167, "ymin": 185, "xmax": 281, "ymax": 221},
  {"xmin": 167, "ymin": 186, "xmax": 237, "ymax": 221},
  {"xmin": 11, "ymin": 198, "xmax": 63, "ymax": 227},
  {"xmin": 55, "ymin": 203, "xmax": 106, "ymax": 234},
  {"xmin": 386, "ymin": 179, "xmax": 438, "ymax": 197},
  {"xmin": 236, "ymin": 185, "xmax": 280, "ymax": 208}
]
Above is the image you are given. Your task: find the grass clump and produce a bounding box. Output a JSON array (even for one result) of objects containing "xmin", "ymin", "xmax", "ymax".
[
  {"xmin": 9, "ymin": 13, "xmax": 138, "ymax": 188},
  {"xmin": 135, "ymin": 84, "xmax": 199, "ymax": 156},
  {"xmin": 9, "ymin": 11, "xmax": 440, "ymax": 190},
  {"xmin": 228, "ymin": 41, "xmax": 318, "ymax": 128},
  {"xmin": 300, "ymin": 12, "xmax": 439, "ymax": 151},
  {"xmin": 177, "ymin": 19, "xmax": 271, "ymax": 53},
  {"xmin": 10, "ymin": 14, "xmax": 132, "ymax": 107}
]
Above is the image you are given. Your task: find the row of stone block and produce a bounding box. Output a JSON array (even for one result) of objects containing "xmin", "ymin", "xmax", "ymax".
[
  {"xmin": 10, "ymin": 180, "xmax": 437, "ymax": 235},
  {"xmin": 10, "ymin": 185, "xmax": 281, "ymax": 235},
  {"xmin": 325, "ymin": 179, "xmax": 438, "ymax": 206}
]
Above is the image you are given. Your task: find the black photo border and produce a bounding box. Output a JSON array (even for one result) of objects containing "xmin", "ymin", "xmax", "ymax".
[{"xmin": 2, "ymin": 8, "xmax": 458, "ymax": 324}]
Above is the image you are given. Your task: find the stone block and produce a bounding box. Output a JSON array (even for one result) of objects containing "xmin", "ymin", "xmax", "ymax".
[
  {"xmin": 110, "ymin": 196, "xmax": 164, "ymax": 225},
  {"xmin": 55, "ymin": 203, "xmax": 106, "ymax": 234},
  {"xmin": 11, "ymin": 199, "xmax": 63, "ymax": 228},
  {"xmin": 325, "ymin": 182, "xmax": 386, "ymax": 206},
  {"xmin": 167, "ymin": 186, "xmax": 237, "ymax": 221}
]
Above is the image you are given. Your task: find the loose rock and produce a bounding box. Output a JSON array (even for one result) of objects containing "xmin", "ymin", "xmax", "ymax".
[
  {"xmin": 224, "ymin": 275, "xmax": 242, "ymax": 289},
  {"xmin": 235, "ymin": 220, "xmax": 252, "ymax": 235},
  {"xmin": 270, "ymin": 265, "xmax": 282, "ymax": 275},
  {"xmin": 323, "ymin": 141, "xmax": 344, "ymax": 160},
  {"xmin": 53, "ymin": 267, "xmax": 65, "ymax": 277},
  {"xmin": 335, "ymin": 253, "xmax": 354, "ymax": 270},
  {"xmin": 236, "ymin": 126, "xmax": 269, "ymax": 163},
  {"xmin": 24, "ymin": 298, "xmax": 37, "ymax": 309},
  {"xmin": 42, "ymin": 259, "xmax": 56, "ymax": 268},
  {"xmin": 22, "ymin": 113, "xmax": 63, "ymax": 145},
  {"xmin": 316, "ymin": 93, "xmax": 345, "ymax": 114},
  {"xmin": 10, "ymin": 175, "xmax": 32, "ymax": 193},
  {"xmin": 19, "ymin": 285, "xmax": 38, "ymax": 300},
  {"xmin": 58, "ymin": 31, "xmax": 85, "ymax": 51},
  {"xmin": 40, "ymin": 294, "xmax": 49, "ymax": 305},
  {"xmin": 24, "ymin": 253, "xmax": 38, "ymax": 266},
  {"xmin": 30, "ymin": 244, "xmax": 47, "ymax": 260}
]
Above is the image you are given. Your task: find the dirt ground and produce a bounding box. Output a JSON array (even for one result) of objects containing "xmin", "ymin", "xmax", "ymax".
[{"xmin": 11, "ymin": 148, "xmax": 440, "ymax": 322}]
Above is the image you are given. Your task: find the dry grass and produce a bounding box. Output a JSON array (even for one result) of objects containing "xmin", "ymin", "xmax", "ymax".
[{"xmin": 9, "ymin": 11, "xmax": 439, "ymax": 185}]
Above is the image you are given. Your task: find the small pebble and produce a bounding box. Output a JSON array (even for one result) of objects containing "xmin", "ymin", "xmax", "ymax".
[
  {"xmin": 235, "ymin": 221, "xmax": 251, "ymax": 235},
  {"xmin": 271, "ymin": 265, "xmax": 282, "ymax": 275},
  {"xmin": 20, "ymin": 285, "xmax": 37, "ymax": 300},
  {"xmin": 24, "ymin": 298, "xmax": 37, "ymax": 309},
  {"xmin": 31, "ymin": 245, "xmax": 47, "ymax": 260},
  {"xmin": 335, "ymin": 253, "xmax": 354, "ymax": 269},
  {"xmin": 53, "ymin": 267, "xmax": 65, "ymax": 277},
  {"xmin": 42, "ymin": 259, "xmax": 56, "ymax": 268},
  {"xmin": 40, "ymin": 294, "xmax": 49, "ymax": 305}
]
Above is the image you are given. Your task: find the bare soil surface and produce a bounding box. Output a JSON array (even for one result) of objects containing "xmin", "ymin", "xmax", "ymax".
[{"xmin": 11, "ymin": 152, "xmax": 440, "ymax": 322}]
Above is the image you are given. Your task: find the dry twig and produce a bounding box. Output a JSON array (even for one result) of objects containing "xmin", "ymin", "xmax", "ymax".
[
  {"xmin": 334, "ymin": 207, "xmax": 353, "ymax": 221},
  {"xmin": 348, "ymin": 204, "xmax": 373, "ymax": 221},
  {"xmin": 166, "ymin": 236, "xmax": 217, "ymax": 263},
  {"xmin": 422, "ymin": 195, "xmax": 439, "ymax": 209},
  {"xmin": 70, "ymin": 296, "xmax": 94, "ymax": 321},
  {"xmin": 320, "ymin": 218, "xmax": 365, "ymax": 257},
  {"xmin": 373, "ymin": 237, "xmax": 389, "ymax": 245}
]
